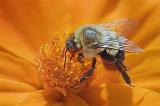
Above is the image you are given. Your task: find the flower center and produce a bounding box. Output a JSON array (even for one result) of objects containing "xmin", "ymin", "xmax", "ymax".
[{"xmin": 38, "ymin": 39, "xmax": 90, "ymax": 97}]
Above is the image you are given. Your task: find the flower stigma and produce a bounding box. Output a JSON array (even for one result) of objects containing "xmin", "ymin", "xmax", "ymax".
[{"xmin": 38, "ymin": 38, "xmax": 92, "ymax": 100}]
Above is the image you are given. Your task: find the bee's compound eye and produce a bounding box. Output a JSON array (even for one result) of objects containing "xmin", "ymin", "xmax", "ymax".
[{"xmin": 83, "ymin": 29, "xmax": 97, "ymax": 39}]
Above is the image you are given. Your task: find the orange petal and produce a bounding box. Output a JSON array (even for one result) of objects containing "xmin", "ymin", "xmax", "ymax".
[
  {"xmin": 63, "ymin": 93, "xmax": 88, "ymax": 106},
  {"xmin": 132, "ymin": 6, "xmax": 160, "ymax": 47},
  {"xmin": 99, "ymin": 0, "xmax": 160, "ymax": 41},
  {"xmin": 126, "ymin": 40, "xmax": 160, "ymax": 92},
  {"xmin": 0, "ymin": 15, "xmax": 36, "ymax": 64},
  {"xmin": 146, "ymin": 34, "xmax": 160, "ymax": 49},
  {"xmin": 0, "ymin": 91, "xmax": 48, "ymax": 106},
  {"xmin": 80, "ymin": 83, "xmax": 160, "ymax": 106},
  {"xmin": 0, "ymin": 0, "xmax": 75, "ymax": 49},
  {"xmin": 100, "ymin": 0, "xmax": 160, "ymax": 22},
  {"xmin": 0, "ymin": 78, "xmax": 36, "ymax": 92},
  {"xmin": 0, "ymin": 51, "xmax": 42, "ymax": 89},
  {"xmin": 64, "ymin": 0, "xmax": 116, "ymax": 28},
  {"xmin": 0, "ymin": 90, "xmax": 88, "ymax": 106}
]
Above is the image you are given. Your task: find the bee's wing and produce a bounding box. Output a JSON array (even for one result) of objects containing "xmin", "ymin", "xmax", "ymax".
[
  {"xmin": 118, "ymin": 36, "xmax": 143, "ymax": 53},
  {"xmin": 91, "ymin": 36, "xmax": 143, "ymax": 53},
  {"xmin": 99, "ymin": 18, "xmax": 138, "ymax": 36}
]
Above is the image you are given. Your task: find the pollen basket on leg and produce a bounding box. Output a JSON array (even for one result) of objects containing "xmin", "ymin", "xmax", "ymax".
[{"xmin": 38, "ymin": 40, "xmax": 89, "ymax": 96}]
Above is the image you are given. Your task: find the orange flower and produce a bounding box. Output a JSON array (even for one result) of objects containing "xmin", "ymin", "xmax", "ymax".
[{"xmin": 0, "ymin": 0, "xmax": 160, "ymax": 106}]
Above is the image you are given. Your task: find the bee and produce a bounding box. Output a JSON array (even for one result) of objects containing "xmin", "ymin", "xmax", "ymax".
[{"xmin": 62, "ymin": 18, "xmax": 143, "ymax": 86}]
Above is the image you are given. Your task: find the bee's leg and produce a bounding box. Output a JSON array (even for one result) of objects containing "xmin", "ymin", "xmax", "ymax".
[
  {"xmin": 115, "ymin": 50, "xmax": 128, "ymax": 71},
  {"xmin": 80, "ymin": 58, "xmax": 96, "ymax": 82},
  {"xmin": 70, "ymin": 55, "xmax": 74, "ymax": 61},
  {"xmin": 77, "ymin": 53, "xmax": 84, "ymax": 63},
  {"xmin": 114, "ymin": 59, "xmax": 132, "ymax": 86}
]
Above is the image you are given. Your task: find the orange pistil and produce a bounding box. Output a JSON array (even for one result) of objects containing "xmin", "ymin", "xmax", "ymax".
[{"xmin": 38, "ymin": 39, "xmax": 90, "ymax": 97}]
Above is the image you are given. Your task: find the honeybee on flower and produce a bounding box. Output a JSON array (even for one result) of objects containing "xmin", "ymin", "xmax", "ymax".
[{"xmin": 63, "ymin": 18, "xmax": 143, "ymax": 86}]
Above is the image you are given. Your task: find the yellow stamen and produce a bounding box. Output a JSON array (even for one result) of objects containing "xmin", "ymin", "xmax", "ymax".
[{"xmin": 38, "ymin": 39, "xmax": 90, "ymax": 97}]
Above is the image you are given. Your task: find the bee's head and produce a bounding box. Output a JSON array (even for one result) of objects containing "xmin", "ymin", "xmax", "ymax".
[
  {"xmin": 65, "ymin": 35, "xmax": 79, "ymax": 56},
  {"xmin": 62, "ymin": 34, "xmax": 79, "ymax": 71}
]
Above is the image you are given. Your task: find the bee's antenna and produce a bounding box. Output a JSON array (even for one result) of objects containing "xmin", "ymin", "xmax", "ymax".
[
  {"xmin": 62, "ymin": 46, "xmax": 66, "ymax": 57},
  {"xmin": 63, "ymin": 48, "xmax": 67, "ymax": 71}
]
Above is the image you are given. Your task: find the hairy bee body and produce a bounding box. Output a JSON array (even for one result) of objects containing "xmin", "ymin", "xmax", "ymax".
[
  {"xmin": 63, "ymin": 19, "xmax": 143, "ymax": 85},
  {"xmin": 74, "ymin": 25, "xmax": 120, "ymax": 58}
]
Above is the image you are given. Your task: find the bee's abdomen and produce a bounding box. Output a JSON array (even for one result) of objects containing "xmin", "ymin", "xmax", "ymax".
[
  {"xmin": 99, "ymin": 49, "xmax": 115, "ymax": 61},
  {"xmin": 99, "ymin": 49, "xmax": 125, "ymax": 70},
  {"xmin": 115, "ymin": 50, "xmax": 125, "ymax": 61},
  {"xmin": 99, "ymin": 49, "xmax": 125, "ymax": 60},
  {"xmin": 99, "ymin": 50, "xmax": 116, "ymax": 70}
]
